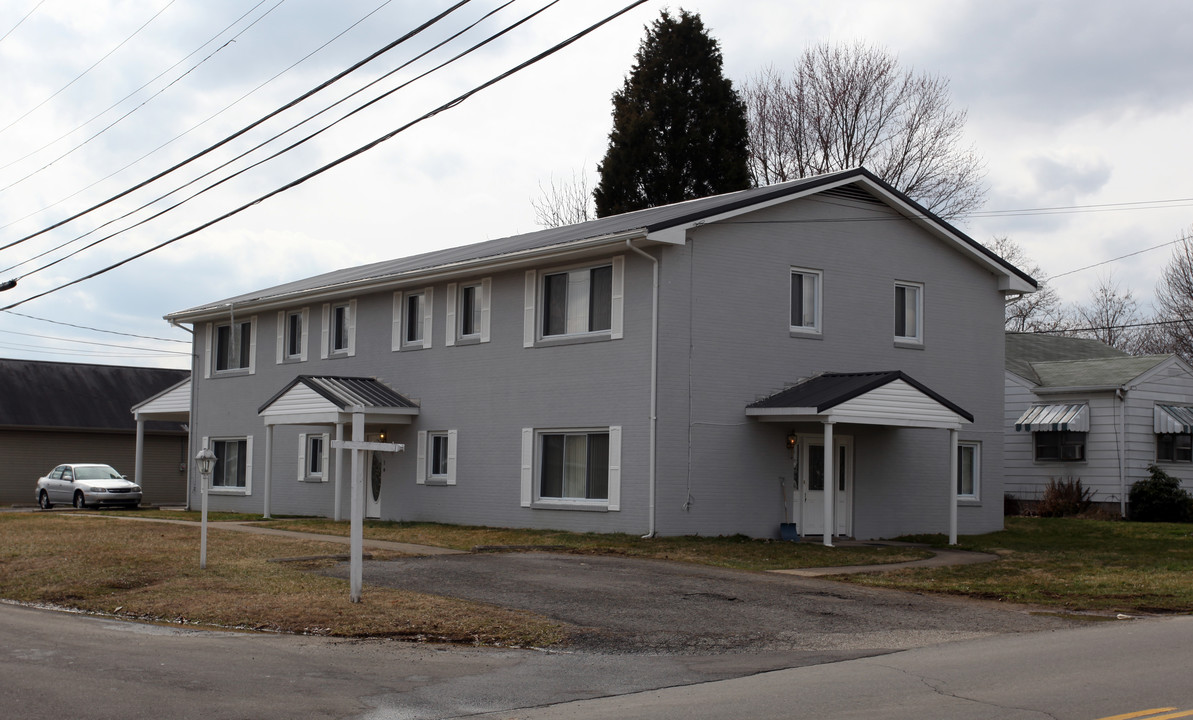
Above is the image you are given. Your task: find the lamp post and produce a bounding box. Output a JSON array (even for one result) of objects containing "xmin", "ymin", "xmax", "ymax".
[{"xmin": 195, "ymin": 447, "xmax": 216, "ymax": 569}]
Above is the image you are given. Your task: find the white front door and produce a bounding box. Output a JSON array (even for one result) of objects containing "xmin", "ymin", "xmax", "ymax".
[
  {"xmin": 796, "ymin": 436, "xmax": 852, "ymax": 537},
  {"xmin": 365, "ymin": 449, "xmax": 382, "ymax": 519}
]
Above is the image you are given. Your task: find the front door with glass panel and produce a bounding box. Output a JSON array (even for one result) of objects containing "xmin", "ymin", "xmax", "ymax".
[
  {"xmin": 365, "ymin": 449, "xmax": 382, "ymax": 519},
  {"xmin": 795, "ymin": 436, "xmax": 852, "ymax": 537}
]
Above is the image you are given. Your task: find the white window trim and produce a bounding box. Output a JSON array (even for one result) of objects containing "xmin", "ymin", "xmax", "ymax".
[
  {"xmin": 447, "ymin": 279, "xmax": 492, "ymax": 346},
  {"xmin": 395, "ymin": 288, "xmax": 433, "ymax": 351},
  {"xmin": 789, "ymin": 266, "xmax": 823, "ymax": 335},
  {"xmin": 202, "ymin": 435, "xmax": 253, "ymax": 495},
  {"xmin": 298, "ymin": 432, "xmax": 330, "ymax": 482},
  {"xmin": 322, "ymin": 300, "xmax": 357, "ymax": 358},
  {"xmin": 276, "ymin": 308, "xmax": 310, "ymax": 364},
  {"xmin": 206, "ymin": 316, "xmax": 257, "ymax": 377},
  {"xmin": 957, "ymin": 440, "xmax": 980, "ymax": 501},
  {"xmin": 520, "ymin": 426, "xmax": 620, "ymax": 511},
  {"xmin": 894, "ymin": 280, "xmax": 924, "ymax": 345},
  {"xmin": 524, "ymin": 257, "xmax": 623, "ymax": 347},
  {"xmin": 416, "ymin": 429, "xmax": 457, "ymax": 485}
]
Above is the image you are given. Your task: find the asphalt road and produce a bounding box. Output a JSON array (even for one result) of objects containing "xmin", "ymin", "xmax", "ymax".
[{"xmin": 329, "ymin": 551, "xmax": 1073, "ymax": 654}]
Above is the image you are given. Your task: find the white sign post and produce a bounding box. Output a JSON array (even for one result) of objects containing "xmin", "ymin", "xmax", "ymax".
[
  {"xmin": 195, "ymin": 447, "xmax": 216, "ymax": 570},
  {"xmin": 331, "ymin": 432, "xmax": 404, "ymax": 603}
]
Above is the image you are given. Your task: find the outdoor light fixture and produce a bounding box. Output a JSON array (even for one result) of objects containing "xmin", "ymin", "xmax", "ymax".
[
  {"xmin": 786, "ymin": 431, "xmax": 797, "ymax": 449},
  {"xmin": 378, "ymin": 428, "xmax": 387, "ymax": 442},
  {"xmin": 195, "ymin": 447, "xmax": 217, "ymax": 569}
]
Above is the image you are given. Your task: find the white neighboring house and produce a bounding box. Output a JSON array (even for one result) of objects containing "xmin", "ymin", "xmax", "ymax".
[{"xmin": 1004, "ymin": 332, "xmax": 1193, "ymax": 515}]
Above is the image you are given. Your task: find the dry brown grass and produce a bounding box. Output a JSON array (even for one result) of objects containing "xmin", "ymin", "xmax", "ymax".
[{"xmin": 0, "ymin": 513, "xmax": 564, "ymax": 646}]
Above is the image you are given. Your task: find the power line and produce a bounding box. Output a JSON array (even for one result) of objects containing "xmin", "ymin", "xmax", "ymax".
[
  {"xmin": 0, "ymin": 0, "xmax": 651, "ymax": 312},
  {"xmin": 0, "ymin": 0, "xmax": 45, "ymax": 46},
  {"xmin": 1, "ymin": 309, "xmax": 190, "ymax": 343},
  {"xmin": 0, "ymin": 326, "xmax": 190, "ymax": 355},
  {"xmin": 1051, "ymin": 235, "xmax": 1190, "ymax": 280},
  {"xmin": 0, "ymin": 340, "xmax": 188, "ymax": 360},
  {"xmin": 0, "ymin": 0, "xmax": 474, "ymax": 254},
  {"xmin": 0, "ymin": 0, "xmax": 181, "ymax": 135},
  {"xmin": 3, "ymin": 0, "xmax": 521, "ymax": 280}
]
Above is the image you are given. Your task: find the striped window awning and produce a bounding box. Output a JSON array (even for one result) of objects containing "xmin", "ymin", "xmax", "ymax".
[
  {"xmin": 1014, "ymin": 403, "xmax": 1089, "ymax": 432},
  {"xmin": 1155, "ymin": 405, "xmax": 1193, "ymax": 434}
]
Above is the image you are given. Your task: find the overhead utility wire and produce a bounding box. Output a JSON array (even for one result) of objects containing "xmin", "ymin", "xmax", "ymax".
[
  {"xmin": 0, "ymin": 0, "xmax": 46, "ymax": 46},
  {"xmin": 0, "ymin": 0, "xmax": 473, "ymax": 254},
  {"xmin": 0, "ymin": 0, "xmax": 397, "ymax": 234},
  {"xmin": 2, "ymin": 0, "xmax": 522, "ymax": 279},
  {"xmin": 1050, "ymin": 235, "xmax": 1191, "ymax": 280},
  {"xmin": 0, "ymin": 326, "xmax": 189, "ymax": 355},
  {"xmin": 1, "ymin": 308, "xmax": 189, "ymax": 343},
  {"xmin": 0, "ymin": 0, "xmax": 180, "ymax": 136},
  {"xmin": 0, "ymin": 0, "xmax": 281, "ymax": 179},
  {"xmin": 0, "ymin": 0, "xmax": 651, "ymax": 312}
]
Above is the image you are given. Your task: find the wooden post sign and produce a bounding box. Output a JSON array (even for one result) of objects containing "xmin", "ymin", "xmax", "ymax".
[{"xmin": 331, "ymin": 437, "xmax": 404, "ymax": 602}]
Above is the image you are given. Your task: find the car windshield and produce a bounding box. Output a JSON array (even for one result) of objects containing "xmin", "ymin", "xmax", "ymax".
[{"xmin": 74, "ymin": 466, "xmax": 122, "ymax": 480}]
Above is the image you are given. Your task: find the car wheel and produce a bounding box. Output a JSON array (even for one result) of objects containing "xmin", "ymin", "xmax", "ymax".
[
  {"xmin": 38, "ymin": 491, "xmax": 52, "ymax": 509},
  {"xmin": 73, "ymin": 491, "xmax": 86, "ymax": 509}
]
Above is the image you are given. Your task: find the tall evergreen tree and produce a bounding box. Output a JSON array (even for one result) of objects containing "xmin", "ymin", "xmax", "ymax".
[{"xmin": 593, "ymin": 10, "xmax": 750, "ymax": 218}]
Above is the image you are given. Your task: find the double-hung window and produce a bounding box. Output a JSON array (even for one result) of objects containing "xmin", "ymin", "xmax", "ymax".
[
  {"xmin": 209, "ymin": 437, "xmax": 252, "ymax": 492},
  {"xmin": 521, "ymin": 426, "xmax": 621, "ymax": 510},
  {"xmin": 1034, "ymin": 431, "xmax": 1086, "ymax": 462},
  {"xmin": 416, "ymin": 430, "xmax": 456, "ymax": 484},
  {"xmin": 543, "ymin": 265, "xmax": 612, "ymax": 337},
  {"xmin": 957, "ymin": 442, "xmax": 980, "ymax": 499},
  {"xmin": 1157, "ymin": 433, "xmax": 1193, "ymax": 463},
  {"xmin": 276, "ymin": 309, "xmax": 308, "ymax": 363},
  {"xmin": 299, "ymin": 433, "xmax": 329, "ymax": 481},
  {"xmin": 445, "ymin": 279, "xmax": 490, "ymax": 346},
  {"xmin": 405, "ymin": 293, "xmax": 425, "ymax": 344},
  {"xmin": 790, "ymin": 267, "xmax": 822, "ymax": 334},
  {"xmin": 392, "ymin": 289, "xmax": 433, "ymax": 351},
  {"xmin": 894, "ymin": 281, "xmax": 923, "ymax": 344},
  {"xmin": 211, "ymin": 318, "xmax": 255, "ymax": 374},
  {"xmin": 321, "ymin": 300, "xmax": 356, "ymax": 358},
  {"xmin": 460, "ymin": 285, "xmax": 482, "ymax": 338}
]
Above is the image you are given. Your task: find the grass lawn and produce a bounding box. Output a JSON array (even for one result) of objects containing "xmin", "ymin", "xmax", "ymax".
[
  {"xmin": 844, "ymin": 516, "xmax": 1193, "ymax": 615},
  {"xmin": 0, "ymin": 513, "xmax": 564, "ymax": 645}
]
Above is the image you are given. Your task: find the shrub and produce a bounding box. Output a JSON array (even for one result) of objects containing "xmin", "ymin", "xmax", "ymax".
[
  {"xmin": 1036, "ymin": 478, "xmax": 1094, "ymax": 518},
  {"xmin": 1129, "ymin": 466, "xmax": 1193, "ymax": 523}
]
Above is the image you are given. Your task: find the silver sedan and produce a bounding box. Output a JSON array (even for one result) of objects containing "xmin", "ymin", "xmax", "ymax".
[{"xmin": 36, "ymin": 464, "xmax": 142, "ymax": 509}]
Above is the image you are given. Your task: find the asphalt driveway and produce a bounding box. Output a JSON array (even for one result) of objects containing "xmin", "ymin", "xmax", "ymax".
[{"xmin": 328, "ymin": 552, "xmax": 1076, "ymax": 655}]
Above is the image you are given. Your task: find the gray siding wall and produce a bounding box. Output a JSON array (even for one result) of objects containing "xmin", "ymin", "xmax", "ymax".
[
  {"xmin": 1125, "ymin": 363, "xmax": 1193, "ymax": 494},
  {"xmin": 188, "ymin": 249, "xmax": 654, "ymax": 533},
  {"xmin": 653, "ymin": 195, "xmax": 1007, "ymax": 539}
]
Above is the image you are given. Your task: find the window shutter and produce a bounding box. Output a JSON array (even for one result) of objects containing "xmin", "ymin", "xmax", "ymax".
[
  {"xmin": 391, "ymin": 292, "xmax": 402, "ymax": 351},
  {"xmin": 416, "ymin": 431, "xmax": 427, "ymax": 484},
  {"xmin": 247, "ymin": 316, "xmax": 257, "ymax": 374},
  {"xmin": 203, "ymin": 324, "xmax": 212, "ymax": 378},
  {"xmin": 480, "ymin": 277, "xmax": 492, "ymax": 343},
  {"xmin": 610, "ymin": 256, "xmax": 624, "ymax": 340},
  {"xmin": 446, "ymin": 429, "xmax": 458, "ymax": 485},
  {"xmin": 297, "ymin": 434, "xmax": 307, "ymax": 481},
  {"xmin": 320, "ymin": 304, "xmax": 330, "ymax": 359},
  {"xmin": 320, "ymin": 433, "xmax": 329, "ymax": 482},
  {"xmin": 523, "ymin": 271, "xmax": 536, "ymax": 348},
  {"xmin": 422, "ymin": 287, "xmax": 434, "ymax": 349},
  {"xmin": 300, "ymin": 308, "xmax": 310, "ymax": 361},
  {"xmin": 244, "ymin": 436, "xmax": 254, "ymax": 494},
  {"xmin": 445, "ymin": 283, "xmax": 457, "ymax": 347},
  {"xmin": 520, "ymin": 428, "xmax": 533, "ymax": 506},
  {"xmin": 276, "ymin": 312, "xmax": 284, "ymax": 365},
  {"xmin": 346, "ymin": 299, "xmax": 357, "ymax": 356},
  {"xmin": 607, "ymin": 425, "xmax": 621, "ymax": 511}
]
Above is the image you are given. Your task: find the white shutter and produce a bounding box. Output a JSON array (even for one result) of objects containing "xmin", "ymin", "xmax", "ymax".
[
  {"xmin": 422, "ymin": 287, "xmax": 434, "ymax": 349},
  {"xmin": 320, "ymin": 304, "xmax": 330, "ymax": 359},
  {"xmin": 607, "ymin": 426, "xmax": 621, "ymax": 511},
  {"xmin": 520, "ymin": 428, "xmax": 533, "ymax": 506},
  {"xmin": 610, "ymin": 256, "xmax": 624, "ymax": 340},
  {"xmin": 320, "ymin": 433, "xmax": 329, "ymax": 482},
  {"xmin": 523, "ymin": 271, "xmax": 536, "ymax": 348},
  {"xmin": 276, "ymin": 311, "xmax": 284, "ymax": 365},
  {"xmin": 347, "ymin": 299, "xmax": 357, "ymax": 357},
  {"xmin": 297, "ymin": 433, "xmax": 307, "ymax": 481},
  {"xmin": 247, "ymin": 316, "xmax": 257, "ymax": 374},
  {"xmin": 244, "ymin": 435, "xmax": 254, "ymax": 494},
  {"xmin": 300, "ymin": 308, "xmax": 310, "ymax": 361},
  {"xmin": 416, "ymin": 430, "xmax": 427, "ymax": 484},
  {"xmin": 446, "ymin": 429, "xmax": 458, "ymax": 485},
  {"xmin": 391, "ymin": 292, "xmax": 403, "ymax": 351},
  {"xmin": 203, "ymin": 324, "xmax": 212, "ymax": 378},
  {"xmin": 480, "ymin": 277, "xmax": 492, "ymax": 343},
  {"xmin": 445, "ymin": 283, "xmax": 457, "ymax": 347}
]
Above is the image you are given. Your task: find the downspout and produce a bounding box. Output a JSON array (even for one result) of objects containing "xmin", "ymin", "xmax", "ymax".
[
  {"xmin": 1117, "ymin": 386, "xmax": 1127, "ymax": 518},
  {"xmin": 169, "ymin": 318, "xmax": 196, "ymax": 511},
  {"xmin": 627, "ymin": 239, "xmax": 658, "ymax": 538}
]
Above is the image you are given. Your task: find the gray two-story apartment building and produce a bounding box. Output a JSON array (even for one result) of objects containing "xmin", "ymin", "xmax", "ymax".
[{"xmin": 166, "ymin": 168, "xmax": 1035, "ymax": 541}]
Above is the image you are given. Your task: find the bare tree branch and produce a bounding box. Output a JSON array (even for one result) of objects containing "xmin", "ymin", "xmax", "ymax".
[{"xmin": 531, "ymin": 171, "xmax": 594, "ymax": 228}]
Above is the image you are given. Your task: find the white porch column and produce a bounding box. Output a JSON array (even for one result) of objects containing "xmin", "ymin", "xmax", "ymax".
[
  {"xmin": 948, "ymin": 428, "xmax": 958, "ymax": 546},
  {"xmin": 262, "ymin": 424, "xmax": 273, "ymax": 520},
  {"xmin": 334, "ymin": 422, "xmax": 345, "ymax": 521},
  {"xmin": 133, "ymin": 418, "xmax": 145, "ymax": 489},
  {"xmin": 823, "ymin": 421, "xmax": 835, "ymax": 548},
  {"xmin": 349, "ymin": 412, "xmax": 364, "ymax": 603}
]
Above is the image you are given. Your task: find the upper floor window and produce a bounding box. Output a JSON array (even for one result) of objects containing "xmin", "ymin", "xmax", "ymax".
[
  {"xmin": 523, "ymin": 257, "xmax": 624, "ymax": 347},
  {"xmin": 1157, "ymin": 433, "xmax": 1193, "ymax": 463},
  {"xmin": 1035, "ymin": 431, "xmax": 1086, "ymax": 462},
  {"xmin": 957, "ymin": 442, "xmax": 980, "ymax": 499},
  {"xmin": 391, "ymin": 288, "xmax": 433, "ymax": 351},
  {"xmin": 446, "ymin": 279, "xmax": 491, "ymax": 346},
  {"xmin": 790, "ymin": 267, "xmax": 822, "ymax": 334},
  {"xmin": 405, "ymin": 292, "xmax": 426, "ymax": 344},
  {"xmin": 321, "ymin": 300, "xmax": 356, "ymax": 358},
  {"xmin": 894, "ymin": 281, "xmax": 923, "ymax": 344},
  {"xmin": 210, "ymin": 317, "xmax": 255, "ymax": 375},
  {"xmin": 277, "ymin": 309, "xmax": 308, "ymax": 363}
]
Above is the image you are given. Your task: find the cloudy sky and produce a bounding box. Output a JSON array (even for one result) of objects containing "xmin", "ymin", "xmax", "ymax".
[{"xmin": 0, "ymin": 0, "xmax": 1190, "ymax": 369}]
